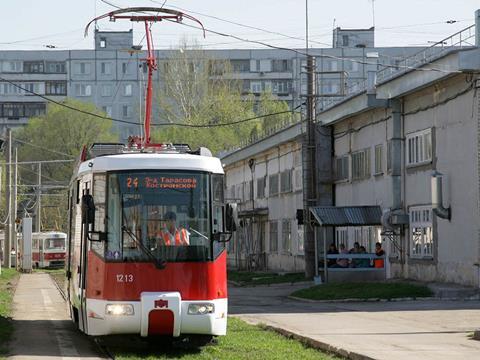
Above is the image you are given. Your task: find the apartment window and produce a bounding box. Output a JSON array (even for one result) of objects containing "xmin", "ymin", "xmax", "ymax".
[
  {"xmin": 268, "ymin": 174, "xmax": 279, "ymax": 196},
  {"xmin": 100, "ymin": 37, "xmax": 107, "ymax": 48},
  {"xmin": 335, "ymin": 155, "xmax": 349, "ymax": 181},
  {"xmin": 250, "ymin": 81, "xmax": 262, "ymax": 93},
  {"xmin": 124, "ymin": 84, "xmax": 133, "ymax": 96},
  {"xmin": 406, "ymin": 128, "xmax": 432, "ymax": 166},
  {"xmin": 75, "ymin": 84, "xmax": 92, "ymax": 96},
  {"xmin": 75, "ymin": 62, "xmax": 91, "ymax": 75},
  {"xmin": 281, "ymin": 220, "xmax": 291, "ymax": 252},
  {"xmin": 410, "ymin": 206, "xmax": 433, "ymax": 258},
  {"xmin": 2, "ymin": 61, "xmax": 22, "ymax": 73},
  {"xmin": 387, "ymin": 140, "xmax": 393, "ymax": 172},
  {"xmin": 374, "ymin": 144, "xmax": 383, "ymax": 175},
  {"xmin": 244, "ymin": 180, "xmax": 252, "ymax": 201},
  {"xmin": 46, "ymin": 61, "xmax": 66, "ymax": 73},
  {"xmin": 294, "ymin": 168, "xmax": 302, "ymax": 191},
  {"xmin": 122, "ymin": 105, "xmax": 132, "ymax": 118},
  {"xmin": 23, "ymin": 83, "xmax": 43, "ymax": 95},
  {"xmin": 272, "ymin": 59, "xmax": 292, "ymax": 72},
  {"xmin": 102, "ymin": 106, "xmax": 112, "ymax": 117},
  {"xmin": 209, "ymin": 60, "xmax": 225, "ymax": 76},
  {"xmin": 2, "ymin": 103, "xmax": 23, "ymax": 117},
  {"xmin": 351, "ymin": 148, "xmax": 370, "ymax": 180},
  {"xmin": 231, "ymin": 59, "xmax": 250, "ymax": 72},
  {"xmin": 297, "ymin": 226, "xmax": 304, "ymax": 252},
  {"xmin": 45, "ymin": 81, "xmax": 66, "ymax": 95},
  {"xmin": 100, "ymin": 62, "xmax": 111, "ymax": 75},
  {"xmin": 23, "ymin": 61, "xmax": 44, "ymax": 73},
  {"xmin": 256, "ymin": 177, "xmax": 266, "ymax": 198},
  {"xmin": 273, "ymin": 80, "xmax": 292, "ymax": 94},
  {"xmin": 280, "ymin": 170, "xmax": 292, "ymax": 193},
  {"xmin": 24, "ymin": 103, "xmax": 46, "ymax": 117},
  {"xmin": 269, "ymin": 221, "xmax": 278, "ymax": 252},
  {"xmin": 122, "ymin": 62, "xmax": 129, "ymax": 74},
  {"xmin": 342, "ymin": 35, "xmax": 349, "ymax": 46},
  {"xmin": 101, "ymin": 84, "xmax": 112, "ymax": 97},
  {"xmin": 0, "ymin": 83, "xmax": 21, "ymax": 95}
]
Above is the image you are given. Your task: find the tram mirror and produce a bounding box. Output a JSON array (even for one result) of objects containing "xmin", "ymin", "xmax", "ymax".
[
  {"xmin": 225, "ymin": 203, "xmax": 238, "ymax": 232},
  {"xmin": 82, "ymin": 194, "xmax": 95, "ymax": 225}
]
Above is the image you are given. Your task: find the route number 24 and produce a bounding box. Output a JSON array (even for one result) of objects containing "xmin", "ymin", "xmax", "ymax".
[{"xmin": 116, "ymin": 274, "xmax": 134, "ymax": 283}]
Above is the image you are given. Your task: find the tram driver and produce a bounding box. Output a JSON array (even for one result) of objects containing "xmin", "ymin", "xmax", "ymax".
[{"xmin": 157, "ymin": 211, "xmax": 190, "ymax": 246}]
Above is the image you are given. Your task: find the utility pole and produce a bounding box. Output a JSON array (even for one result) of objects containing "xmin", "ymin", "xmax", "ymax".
[
  {"xmin": 5, "ymin": 128, "xmax": 12, "ymax": 268},
  {"xmin": 303, "ymin": 55, "xmax": 317, "ymax": 279},
  {"xmin": 13, "ymin": 146, "xmax": 18, "ymax": 264},
  {"xmin": 36, "ymin": 162, "xmax": 42, "ymax": 232}
]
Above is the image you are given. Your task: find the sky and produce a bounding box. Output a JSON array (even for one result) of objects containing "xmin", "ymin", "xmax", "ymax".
[{"xmin": 0, "ymin": 0, "xmax": 478, "ymax": 51}]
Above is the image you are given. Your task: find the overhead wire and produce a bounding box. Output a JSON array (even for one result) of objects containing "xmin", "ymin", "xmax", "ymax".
[{"xmin": 150, "ymin": 0, "xmax": 331, "ymax": 47}]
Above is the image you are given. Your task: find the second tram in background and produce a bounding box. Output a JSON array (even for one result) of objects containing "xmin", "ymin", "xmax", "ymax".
[{"xmin": 32, "ymin": 231, "xmax": 67, "ymax": 268}]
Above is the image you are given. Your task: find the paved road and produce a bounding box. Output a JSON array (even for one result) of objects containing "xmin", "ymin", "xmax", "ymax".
[
  {"xmin": 8, "ymin": 273, "xmax": 105, "ymax": 360},
  {"xmin": 229, "ymin": 283, "xmax": 480, "ymax": 360}
]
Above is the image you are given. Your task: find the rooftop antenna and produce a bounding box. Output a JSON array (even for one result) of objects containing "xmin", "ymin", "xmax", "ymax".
[{"xmin": 85, "ymin": 7, "xmax": 205, "ymax": 149}]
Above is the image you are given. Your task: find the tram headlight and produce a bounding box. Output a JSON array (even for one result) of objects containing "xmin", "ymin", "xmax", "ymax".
[
  {"xmin": 105, "ymin": 304, "xmax": 134, "ymax": 316},
  {"xmin": 188, "ymin": 303, "xmax": 215, "ymax": 315}
]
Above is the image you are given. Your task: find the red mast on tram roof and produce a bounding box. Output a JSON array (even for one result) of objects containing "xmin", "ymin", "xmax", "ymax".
[{"xmin": 85, "ymin": 7, "xmax": 205, "ymax": 149}]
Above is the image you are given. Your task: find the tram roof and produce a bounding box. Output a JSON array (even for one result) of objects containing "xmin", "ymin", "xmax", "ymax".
[{"xmin": 77, "ymin": 152, "xmax": 224, "ymax": 175}]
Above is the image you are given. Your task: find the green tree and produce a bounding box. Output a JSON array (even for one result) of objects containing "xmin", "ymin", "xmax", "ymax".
[
  {"xmin": 13, "ymin": 99, "xmax": 116, "ymax": 231},
  {"xmin": 151, "ymin": 43, "xmax": 259, "ymax": 154}
]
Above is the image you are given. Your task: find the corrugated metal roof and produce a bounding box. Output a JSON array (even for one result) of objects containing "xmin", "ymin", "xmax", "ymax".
[{"xmin": 309, "ymin": 206, "xmax": 382, "ymax": 227}]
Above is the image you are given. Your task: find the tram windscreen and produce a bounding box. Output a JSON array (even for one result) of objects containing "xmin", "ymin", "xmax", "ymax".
[
  {"xmin": 45, "ymin": 238, "xmax": 65, "ymax": 250},
  {"xmin": 106, "ymin": 171, "xmax": 211, "ymax": 262}
]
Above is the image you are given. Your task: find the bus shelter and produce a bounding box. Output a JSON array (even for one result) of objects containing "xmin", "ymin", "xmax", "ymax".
[{"xmin": 309, "ymin": 206, "xmax": 384, "ymax": 283}]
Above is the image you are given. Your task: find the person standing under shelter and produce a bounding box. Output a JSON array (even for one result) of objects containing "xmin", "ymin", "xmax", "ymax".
[
  {"xmin": 374, "ymin": 242, "xmax": 385, "ymax": 268},
  {"xmin": 158, "ymin": 211, "xmax": 190, "ymax": 246}
]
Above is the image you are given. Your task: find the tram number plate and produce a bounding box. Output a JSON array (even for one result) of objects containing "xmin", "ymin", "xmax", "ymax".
[{"xmin": 116, "ymin": 274, "xmax": 134, "ymax": 283}]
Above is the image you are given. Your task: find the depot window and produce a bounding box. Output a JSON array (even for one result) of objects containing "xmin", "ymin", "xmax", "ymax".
[
  {"xmin": 410, "ymin": 206, "xmax": 434, "ymax": 258},
  {"xmin": 406, "ymin": 128, "xmax": 432, "ymax": 166}
]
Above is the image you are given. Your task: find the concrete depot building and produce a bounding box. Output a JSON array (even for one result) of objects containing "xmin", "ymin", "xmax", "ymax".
[
  {"xmin": 320, "ymin": 44, "xmax": 480, "ymax": 286},
  {"xmin": 223, "ymin": 12, "xmax": 480, "ymax": 287}
]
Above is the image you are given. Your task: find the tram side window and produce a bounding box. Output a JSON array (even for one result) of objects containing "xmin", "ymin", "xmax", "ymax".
[
  {"xmin": 91, "ymin": 174, "xmax": 106, "ymax": 256},
  {"xmin": 212, "ymin": 174, "xmax": 226, "ymax": 258}
]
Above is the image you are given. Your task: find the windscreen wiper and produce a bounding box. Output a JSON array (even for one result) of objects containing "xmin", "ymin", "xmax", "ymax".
[
  {"xmin": 121, "ymin": 226, "xmax": 166, "ymax": 269},
  {"xmin": 189, "ymin": 227, "xmax": 209, "ymax": 240}
]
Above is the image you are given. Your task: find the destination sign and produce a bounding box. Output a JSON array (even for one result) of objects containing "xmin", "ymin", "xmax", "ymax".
[{"xmin": 126, "ymin": 176, "xmax": 197, "ymax": 190}]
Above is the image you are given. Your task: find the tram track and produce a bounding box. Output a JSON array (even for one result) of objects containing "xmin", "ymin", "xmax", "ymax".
[{"xmin": 49, "ymin": 272, "xmax": 66, "ymax": 300}]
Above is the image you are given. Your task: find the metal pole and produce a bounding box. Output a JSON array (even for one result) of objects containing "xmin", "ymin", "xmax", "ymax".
[
  {"xmin": 303, "ymin": 55, "xmax": 317, "ymax": 279},
  {"xmin": 305, "ymin": 0, "xmax": 309, "ymax": 53},
  {"xmin": 323, "ymin": 227, "xmax": 328, "ymax": 283},
  {"xmin": 13, "ymin": 147, "xmax": 18, "ymax": 268},
  {"xmin": 5, "ymin": 129, "xmax": 12, "ymax": 268},
  {"xmin": 36, "ymin": 163, "xmax": 42, "ymax": 232}
]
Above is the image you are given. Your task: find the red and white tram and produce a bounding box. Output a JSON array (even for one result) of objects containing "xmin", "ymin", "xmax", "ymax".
[
  {"xmin": 32, "ymin": 231, "xmax": 67, "ymax": 268},
  {"xmin": 67, "ymin": 7, "xmax": 235, "ymax": 338},
  {"xmin": 66, "ymin": 145, "xmax": 235, "ymax": 337}
]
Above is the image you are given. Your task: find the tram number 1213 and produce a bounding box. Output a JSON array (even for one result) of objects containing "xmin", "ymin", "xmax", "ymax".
[{"xmin": 116, "ymin": 274, "xmax": 134, "ymax": 283}]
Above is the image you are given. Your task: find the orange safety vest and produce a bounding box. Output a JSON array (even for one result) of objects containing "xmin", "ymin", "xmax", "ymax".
[{"xmin": 160, "ymin": 228, "xmax": 189, "ymax": 246}]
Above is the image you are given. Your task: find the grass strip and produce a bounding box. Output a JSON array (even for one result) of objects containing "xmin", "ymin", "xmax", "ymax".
[
  {"xmin": 111, "ymin": 317, "xmax": 340, "ymax": 360},
  {"xmin": 0, "ymin": 268, "xmax": 19, "ymax": 356},
  {"xmin": 291, "ymin": 282, "xmax": 433, "ymax": 301},
  {"xmin": 228, "ymin": 271, "xmax": 306, "ymax": 286}
]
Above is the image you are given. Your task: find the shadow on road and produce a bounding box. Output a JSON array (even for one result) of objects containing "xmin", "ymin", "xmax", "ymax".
[{"xmin": 7, "ymin": 318, "xmax": 102, "ymax": 358}]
